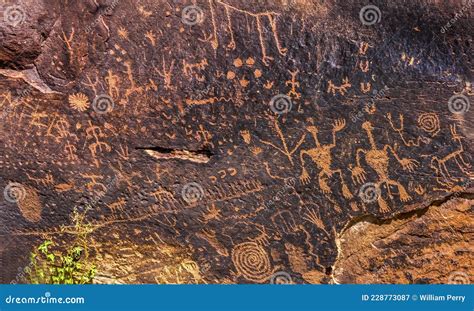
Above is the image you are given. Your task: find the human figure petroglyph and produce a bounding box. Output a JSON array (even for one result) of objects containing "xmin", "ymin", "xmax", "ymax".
[
  {"xmin": 351, "ymin": 121, "xmax": 419, "ymax": 212},
  {"xmin": 299, "ymin": 119, "xmax": 353, "ymax": 199},
  {"xmin": 85, "ymin": 121, "xmax": 112, "ymax": 167},
  {"xmin": 286, "ymin": 69, "xmax": 301, "ymax": 99}
]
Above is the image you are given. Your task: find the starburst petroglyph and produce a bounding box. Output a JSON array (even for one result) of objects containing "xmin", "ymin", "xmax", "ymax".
[{"xmin": 68, "ymin": 93, "xmax": 90, "ymax": 112}]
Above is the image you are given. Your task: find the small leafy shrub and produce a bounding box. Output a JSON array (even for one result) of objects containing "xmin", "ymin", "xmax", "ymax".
[
  {"xmin": 26, "ymin": 206, "xmax": 96, "ymax": 284},
  {"xmin": 27, "ymin": 240, "xmax": 96, "ymax": 284}
]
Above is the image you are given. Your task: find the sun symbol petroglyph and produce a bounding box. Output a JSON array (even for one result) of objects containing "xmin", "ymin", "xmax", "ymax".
[{"xmin": 68, "ymin": 93, "xmax": 90, "ymax": 112}]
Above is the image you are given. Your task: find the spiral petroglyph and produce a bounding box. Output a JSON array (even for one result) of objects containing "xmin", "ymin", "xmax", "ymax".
[
  {"xmin": 232, "ymin": 242, "xmax": 273, "ymax": 283},
  {"xmin": 417, "ymin": 113, "xmax": 440, "ymax": 137}
]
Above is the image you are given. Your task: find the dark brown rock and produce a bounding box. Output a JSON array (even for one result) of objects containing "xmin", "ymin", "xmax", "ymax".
[{"xmin": 0, "ymin": 0, "xmax": 472, "ymax": 284}]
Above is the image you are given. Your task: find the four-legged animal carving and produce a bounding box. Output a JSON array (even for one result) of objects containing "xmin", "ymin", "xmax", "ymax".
[
  {"xmin": 431, "ymin": 124, "xmax": 472, "ymax": 187},
  {"xmin": 299, "ymin": 119, "xmax": 353, "ymax": 199}
]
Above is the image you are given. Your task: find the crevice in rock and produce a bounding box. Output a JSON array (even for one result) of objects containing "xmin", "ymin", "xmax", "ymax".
[
  {"xmin": 330, "ymin": 191, "xmax": 473, "ymax": 283},
  {"xmin": 137, "ymin": 146, "xmax": 213, "ymax": 164},
  {"xmin": 0, "ymin": 66, "xmax": 60, "ymax": 94}
]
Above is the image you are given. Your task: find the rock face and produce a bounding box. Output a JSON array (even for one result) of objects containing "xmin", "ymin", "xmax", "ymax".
[
  {"xmin": 334, "ymin": 198, "xmax": 473, "ymax": 284},
  {"xmin": 0, "ymin": 0, "xmax": 472, "ymax": 284}
]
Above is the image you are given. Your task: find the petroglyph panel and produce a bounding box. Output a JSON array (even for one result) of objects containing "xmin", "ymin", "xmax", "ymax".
[{"xmin": 0, "ymin": 0, "xmax": 472, "ymax": 283}]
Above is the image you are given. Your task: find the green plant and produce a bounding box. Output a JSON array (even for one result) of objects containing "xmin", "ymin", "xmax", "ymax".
[
  {"xmin": 26, "ymin": 206, "xmax": 96, "ymax": 284},
  {"xmin": 27, "ymin": 240, "xmax": 96, "ymax": 284}
]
